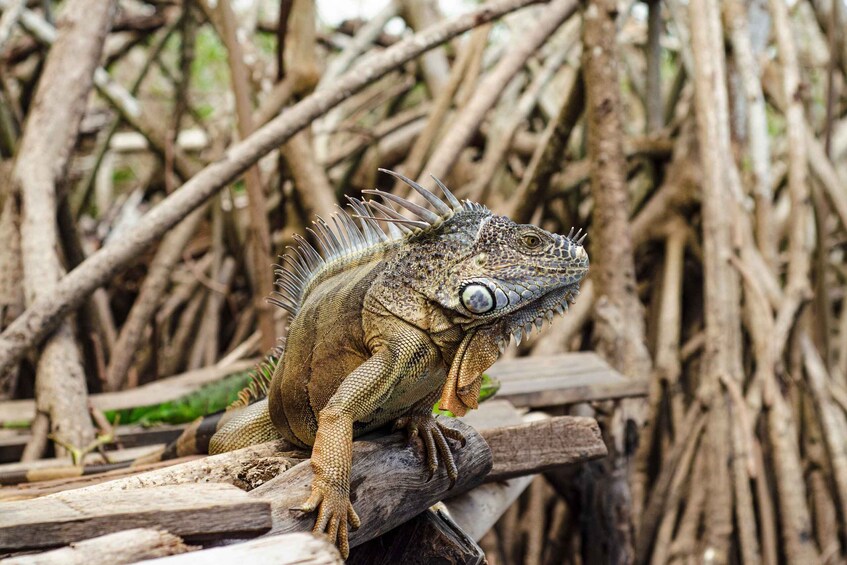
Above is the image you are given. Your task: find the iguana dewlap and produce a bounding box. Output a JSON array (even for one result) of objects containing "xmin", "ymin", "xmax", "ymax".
[{"xmin": 206, "ymin": 169, "xmax": 588, "ymax": 556}]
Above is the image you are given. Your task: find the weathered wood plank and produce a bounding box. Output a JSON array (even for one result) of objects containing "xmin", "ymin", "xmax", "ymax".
[
  {"xmin": 459, "ymin": 398, "xmax": 525, "ymax": 430},
  {"xmin": 445, "ymin": 475, "xmax": 536, "ymax": 541},
  {"xmin": 2, "ymin": 528, "xmax": 193, "ymax": 565},
  {"xmin": 489, "ymin": 352, "xmax": 648, "ymax": 407},
  {"xmin": 141, "ymin": 532, "xmax": 342, "ymax": 564},
  {"xmin": 0, "ymin": 359, "xmax": 257, "ymax": 426},
  {"xmin": 0, "ymin": 483, "xmax": 271, "ymax": 551},
  {"xmin": 483, "ymin": 415, "xmax": 607, "ymax": 482},
  {"xmin": 0, "ymin": 454, "xmax": 205, "ymax": 502},
  {"xmin": 53, "ymin": 441, "xmax": 306, "ymax": 495}
]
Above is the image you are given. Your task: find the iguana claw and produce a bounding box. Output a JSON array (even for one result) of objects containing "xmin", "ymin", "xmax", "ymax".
[
  {"xmin": 296, "ymin": 479, "xmax": 360, "ymax": 558},
  {"xmin": 394, "ymin": 414, "xmax": 465, "ymax": 488}
]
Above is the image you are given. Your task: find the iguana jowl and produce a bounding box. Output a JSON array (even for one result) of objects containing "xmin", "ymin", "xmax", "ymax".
[{"xmin": 192, "ymin": 169, "xmax": 588, "ymax": 555}]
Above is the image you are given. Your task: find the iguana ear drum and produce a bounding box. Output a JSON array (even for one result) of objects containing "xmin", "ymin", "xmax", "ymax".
[{"xmin": 461, "ymin": 284, "xmax": 496, "ymax": 314}]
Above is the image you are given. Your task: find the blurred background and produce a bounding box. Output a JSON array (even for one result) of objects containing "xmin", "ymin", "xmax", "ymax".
[{"xmin": 1, "ymin": 0, "xmax": 846, "ymax": 562}]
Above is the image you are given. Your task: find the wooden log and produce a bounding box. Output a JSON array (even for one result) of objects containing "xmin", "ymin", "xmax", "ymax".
[
  {"xmin": 141, "ymin": 532, "xmax": 341, "ymax": 564},
  {"xmin": 0, "ymin": 483, "xmax": 271, "ymax": 551},
  {"xmin": 347, "ymin": 507, "xmax": 485, "ymax": 565},
  {"xmin": 248, "ymin": 419, "xmax": 493, "ymax": 547},
  {"xmin": 2, "ymin": 528, "xmax": 193, "ymax": 565}
]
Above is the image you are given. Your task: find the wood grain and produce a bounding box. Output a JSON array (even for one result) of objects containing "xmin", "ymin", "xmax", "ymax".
[
  {"xmin": 249, "ymin": 418, "xmax": 493, "ymax": 547},
  {"xmin": 140, "ymin": 533, "xmax": 342, "ymax": 565},
  {"xmin": 0, "ymin": 483, "xmax": 271, "ymax": 551},
  {"xmin": 481, "ymin": 415, "xmax": 607, "ymax": 482},
  {"xmin": 488, "ymin": 352, "xmax": 647, "ymax": 408},
  {"xmin": 2, "ymin": 528, "xmax": 193, "ymax": 564}
]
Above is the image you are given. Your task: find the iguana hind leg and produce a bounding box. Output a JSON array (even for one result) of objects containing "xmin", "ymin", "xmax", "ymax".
[
  {"xmin": 393, "ymin": 391, "xmax": 466, "ymax": 486},
  {"xmin": 209, "ymin": 399, "xmax": 282, "ymax": 454}
]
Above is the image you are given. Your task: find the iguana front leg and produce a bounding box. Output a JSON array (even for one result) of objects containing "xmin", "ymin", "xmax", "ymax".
[
  {"xmin": 297, "ymin": 329, "xmax": 439, "ymax": 557},
  {"xmin": 393, "ymin": 390, "xmax": 466, "ymax": 485}
]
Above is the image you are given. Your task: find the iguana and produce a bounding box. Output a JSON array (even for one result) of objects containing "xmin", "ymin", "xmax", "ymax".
[{"xmin": 8, "ymin": 169, "xmax": 589, "ymax": 557}]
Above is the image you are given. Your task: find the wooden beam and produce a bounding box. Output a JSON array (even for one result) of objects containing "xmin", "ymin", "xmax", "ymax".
[
  {"xmin": 2, "ymin": 528, "xmax": 193, "ymax": 564},
  {"xmin": 483, "ymin": 415, "xmax": 606, "ymax": 482},
  {"xmin": 139, "ymin": 532, "xmax": 341, "ymax": 564},
  {"xmin": 0, "ymin": 483, "xmax": 271, "ymax": 551}
]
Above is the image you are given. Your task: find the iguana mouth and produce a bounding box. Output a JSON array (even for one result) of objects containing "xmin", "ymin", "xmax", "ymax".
[{"xmin": 496, "ymin": 283, "xmax": 582, "ymax": 352}]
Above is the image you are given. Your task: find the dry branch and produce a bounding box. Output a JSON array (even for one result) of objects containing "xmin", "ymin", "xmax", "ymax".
[
  {"xmin": 418, "ymin": 0, "xmax": 578, "ymax": 187},
  {"xmin": 688, "ymin": 0, "xmax": 747, "ymax": 559},
  {"xmin": 11, "ymin": 0, "xmax": 117, "ymax": 458},
  {"xmin": 0, "ymin": 0, "xmax": 550, "ymax": 378}
]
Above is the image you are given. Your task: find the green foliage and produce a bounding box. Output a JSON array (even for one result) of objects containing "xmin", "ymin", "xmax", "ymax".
[
  {"xmin": 192, "ymin": 26, "xmax": 229, "ymax": 90},
  {"xmin": 104, "ymin": 370, "xmax": 255, "ymax": 426}
]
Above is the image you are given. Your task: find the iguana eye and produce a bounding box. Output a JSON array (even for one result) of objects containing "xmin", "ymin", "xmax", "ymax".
[
  {"xmin": 461, "ymin": 284, "xmax": 495, "ymax": 314},
  {"xmin": 522, "ymin": 233, "xmax": 542, "ymax": 249}
]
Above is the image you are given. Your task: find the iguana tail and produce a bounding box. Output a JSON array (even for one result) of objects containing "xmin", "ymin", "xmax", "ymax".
[{"xmin": 0, "ymin": 356, "xmax": 282, "ymax": 486}]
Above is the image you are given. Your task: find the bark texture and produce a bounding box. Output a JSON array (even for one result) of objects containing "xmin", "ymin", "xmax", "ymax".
[{"xmin": 12, "ymin": 0, "xmax": 117, "ymax": 455}]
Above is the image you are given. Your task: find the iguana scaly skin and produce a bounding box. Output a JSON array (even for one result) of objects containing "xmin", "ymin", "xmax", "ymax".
[
  {"xmin": 208, "ymin": 169, "xmax": 588, "ymax": 555},
  {"xmin": 24, "ymin": 170, "xmax": 588, "ymax": 555}
]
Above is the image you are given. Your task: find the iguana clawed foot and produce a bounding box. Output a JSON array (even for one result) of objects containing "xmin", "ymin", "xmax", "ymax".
[
  {"xmin": 296, "ymin": 478, "xmax": 361, "ymax": 558},
  {"xmin": 393, "ymin": 414, "xmax": 466, "ymax": 487}
]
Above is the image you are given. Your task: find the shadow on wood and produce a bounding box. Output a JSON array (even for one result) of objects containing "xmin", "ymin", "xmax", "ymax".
[{"xmin": 347, "ymin": 506, "xmax": 485, "ymax": 565}]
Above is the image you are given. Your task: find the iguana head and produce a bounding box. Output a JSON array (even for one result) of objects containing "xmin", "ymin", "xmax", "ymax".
[
  {"xmin": 443, "ymin": 214, "xmax": 588, "ymax": 339},
  {"xmin": 364, "ymin": 170, "xmax": 588, "ymax": 348}
]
